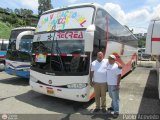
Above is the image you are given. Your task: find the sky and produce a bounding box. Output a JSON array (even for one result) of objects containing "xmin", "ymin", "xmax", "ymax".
[{"xmin": 0, "ymin": 0, "xmax": 160, "ymax": 33}]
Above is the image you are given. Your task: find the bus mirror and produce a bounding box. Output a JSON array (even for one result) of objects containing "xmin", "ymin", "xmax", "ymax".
[
  {"xmin": 16, "ymin": 31, "xmax": 34, "ymax": 50},
  {"xmin": 84, "ymin": 25, "xmax": 95, "ymax": 52}
]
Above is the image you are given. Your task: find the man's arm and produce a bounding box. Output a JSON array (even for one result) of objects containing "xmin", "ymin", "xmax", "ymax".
[
  {"xmin": 90, "ymin": 71, "xmax": 94, "ymax": 86},
  {"xmin": 117, "ymin": 74, "xmax": 121, "ymax": 86},
  {"xmin": 115, "ymin": 61, "xmax": 123, "ymax": 69}
]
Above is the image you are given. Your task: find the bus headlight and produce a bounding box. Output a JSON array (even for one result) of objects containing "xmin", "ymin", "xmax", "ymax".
[
  {"xmin": 30, "ymin": 75, "xmax": 38, "ymax": 83},
  {"xmin": 67, "ymin": 83, "xmax": 87, "ymax": 89}
]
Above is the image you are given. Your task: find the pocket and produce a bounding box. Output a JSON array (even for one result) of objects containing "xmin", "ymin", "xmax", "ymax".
[{"xmin": 112, "ymin": 86, "xmax": 117, "ymax": 91}]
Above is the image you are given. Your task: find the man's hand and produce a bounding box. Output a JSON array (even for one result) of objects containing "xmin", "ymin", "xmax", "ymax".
[
  {"xmin": 116, "ymin": 74, "xmax": 121, "ymax": 90},
  {"xmin": 116, "ymin": 85, "xmax": 120, "ymax": 90},
  {"xmin": 118, "ymin": 65, "xmax": 122, "ymax": 69},
  {"xmin": 90, "ymin": 71, "xmax": 94, "ymax": 87},
  {"xmin": 115, "ymin": 61, "xmax": 122, "ymax": 69},
  {"xmin": 90, "ymin": 81, "xmax": 94, "ymax": 87}
]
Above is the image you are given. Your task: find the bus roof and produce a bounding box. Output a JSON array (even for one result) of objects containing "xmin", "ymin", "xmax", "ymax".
[
  {"xmin": 42, "ymin": 3, "xmax": 102, "ymax": 15},
  {"xmin": 41, "ymin": 3, "xmax": 137, "ymax": 40},
  {"xmin": 12, "ymin": 26, "xmax": 36, "ymax": 31}
]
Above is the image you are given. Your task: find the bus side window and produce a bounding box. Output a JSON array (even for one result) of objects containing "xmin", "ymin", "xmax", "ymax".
[{"xmin": 92, "ymin": 9, "xmax": 107, "ymax": 58}]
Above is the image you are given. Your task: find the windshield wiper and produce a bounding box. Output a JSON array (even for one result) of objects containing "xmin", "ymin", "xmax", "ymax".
[{"xmin": 54, "ymin": 38, "xmax": 65, "ymax": 71}]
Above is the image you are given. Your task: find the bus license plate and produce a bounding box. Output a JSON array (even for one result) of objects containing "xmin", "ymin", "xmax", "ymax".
[{"xmin": 47, "ymin": 88, "xmax": 54, "ymax": 94}]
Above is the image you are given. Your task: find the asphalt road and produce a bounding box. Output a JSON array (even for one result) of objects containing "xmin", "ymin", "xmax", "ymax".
[{"xmin": 0, "ymin": 61, "xmax": 160, "ymax": 120}]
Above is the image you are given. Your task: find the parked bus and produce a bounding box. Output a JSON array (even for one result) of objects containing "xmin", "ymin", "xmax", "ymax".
[
  {"xmin": 145, "ymin": 19, "xmax": 160, "ymax": 100},
  {"xmin": 30, "ymin": 3, "xmax": 138, "ymax": 102},
  {"xmin": 5, "ymin": 27, "xmax": 35, "ymax": 78},
  {"xmin": 0, "ymin": 39, "xmax": 9, "ymax": 70}
]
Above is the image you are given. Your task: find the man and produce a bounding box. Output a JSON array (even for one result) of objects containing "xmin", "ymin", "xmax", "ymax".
[
  {"xmin": 106, "ymin": 55, "xmax": 122, "ymax": 116},
  {"xmin": 90, "ymin": 51, "xmax": 108, "ymax": 113}
]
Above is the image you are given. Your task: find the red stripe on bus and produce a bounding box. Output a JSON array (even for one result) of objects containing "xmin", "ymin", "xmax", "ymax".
[
  {"xmin": 104, "ymin": 16, "xmax": 109, "ymax": 55},
  {"xmin": 152, "ymin": 38, "xmax": 160, "ymax": 41},
  {"xmin": 72, "ymin": 54, "xmax": 80, "ymax": 57},
  {"xmin": 46, "ymin": 87, "xmax": 53, "ymax": 89},
  {"xmin": 89, "ymin": 92, "xmax": 95, "ymax": 100},
  {"xmin": 60, "ymin": 54, "xmax": 67, "ymax": 56},
  {"xmin": 32, "ymin": 53, "xmax": 87, "ymax": 57},
  {"xmin": 0, "ymin": 56, "xmax": 5, "ymax": 58}
]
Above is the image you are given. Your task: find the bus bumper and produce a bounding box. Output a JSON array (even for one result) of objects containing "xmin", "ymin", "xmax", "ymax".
[
  {"xmin": 5, "ymin": 68, "xmax": 30, "ymax": 79},
  {"xmin": 30, "ymin": 80, "xmax": 91, "ymax": 102}
]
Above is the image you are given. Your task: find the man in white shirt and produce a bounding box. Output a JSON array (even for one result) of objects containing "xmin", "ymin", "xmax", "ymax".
[
  {"xmin": 106, "ymin": 55, "xmax": 122, "ymax": 116},
  {"xmin": 90, "ymin": 51, "xmax": 108, "ymax": 113}
]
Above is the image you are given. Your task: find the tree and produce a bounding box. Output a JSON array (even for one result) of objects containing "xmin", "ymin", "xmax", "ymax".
[
  {"xmin": 138, "ymin": 38, "xmax": 146, "ymax": 48},
  {"xmin": 19, "ymin": 8, "xmax": 33, "ymax": 17},
  {"xmin": 14, "ymin": 8, "xmax": 21, "ymax": 15},
  {"xmin": 38, "ymin": 0, "xmax": 53, "ymax": 16},
  {"xmin": 5, "ymin": 8, "xmax": 13, "ymax": 13}
]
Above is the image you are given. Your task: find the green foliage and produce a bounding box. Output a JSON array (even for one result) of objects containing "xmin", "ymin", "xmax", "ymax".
[
  {"xmin": 0, "ymin": 7, "xmax": 36, "ymax": 27},
  {"xmin": 0, "ymin": 13, "xmax": 26, "ymax": 27},
  {"xmin": 0, "ymin": 21, "xmax": 12, "ymax": 39},
  {"xmin": 138, "ymin": 38, "xmax": 146, "ymax": 48},
  {"xmin": 0, "ymin": 7, "xmax": 38, "ymax": 39}
]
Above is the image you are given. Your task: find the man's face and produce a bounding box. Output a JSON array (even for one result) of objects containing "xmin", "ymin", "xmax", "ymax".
[
  {"xmin": 97, "ymin": 52, "xmax": 104, "ymax": 61},
  {"xmin": 108, "ymin": 56, "xmax": 115, "ymax": 64}
]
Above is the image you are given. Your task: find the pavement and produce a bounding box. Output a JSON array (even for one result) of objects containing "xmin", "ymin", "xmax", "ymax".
[{"xmin": 0, "ymin": 61, "xmax": 160, "ymax": 120}]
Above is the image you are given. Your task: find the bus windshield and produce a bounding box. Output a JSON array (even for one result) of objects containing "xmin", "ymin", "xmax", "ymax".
[
  {"xmin": 6, "ymin": 30, "xmax": 34, "ymax": 62},
  {"xmin": 8, "ymin": 29, "xmax": 34, "ymax": 50},
  {"xmin": 32, "ymin": 32, "xmax": 89, "ymax": 75},
  {"xmin": 19, "ymin": 35, "xmax": 33, "ymax": 52},
  {"xmin": 0, "ymin": 40, "xmax": 8, "ymax": 51},
  {"xmin": 32, "ymin": 40, "xmax": 84, "ymax": 54}
]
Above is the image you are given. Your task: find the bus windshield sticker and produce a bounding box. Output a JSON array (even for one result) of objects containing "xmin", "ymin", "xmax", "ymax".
[
  {"xmin": 35, "ymin": 54, "xmax": 47, "ymax": 63},
  {"xmin": 36, "ymin": 7, "xmax": 94, "ymax": 32},
  {"xmin": 55, "ymin": 31, "xmax": 84, "ymax": 40},
  {"xmin": 34, "ymin": 31, "xmax": 84, "ymax": 41}
]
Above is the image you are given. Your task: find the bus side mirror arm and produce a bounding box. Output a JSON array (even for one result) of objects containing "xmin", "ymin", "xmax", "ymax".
[
  {"xmin": 16, "ymin": 36, "xmax": 21, "ymax": 50},
  {"xmin": 84, "ymin": 25, "xmax": 95, "ymax": 52},
  {"xmin": 16, "ymin": 31, "xmax": 34, "ymax": 50}
]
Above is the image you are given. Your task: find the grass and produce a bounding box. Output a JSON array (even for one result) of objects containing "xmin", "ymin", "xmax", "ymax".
[{"xmin": 0, "ymin": 21, "xmax": 12, "ymax": 39}]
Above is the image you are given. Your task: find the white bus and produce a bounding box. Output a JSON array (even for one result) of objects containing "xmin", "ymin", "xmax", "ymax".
[
  {"xmin": 5, "ymin": 27, "xmax": 35, "ymax": 78},
  {"xmin": 30, "ymin": 3, "xmax": 138, "ymax": 102},
  {"xmin": 0, "ymin": 39, "xmax": 9, "ymax": 70},
  {"xmin": 0, "ymin": 39, "xmax": 9, "ymax": 62},
  {"xmin": 145, "ymin": 19, "xmax": 160, "ymax": 100}
]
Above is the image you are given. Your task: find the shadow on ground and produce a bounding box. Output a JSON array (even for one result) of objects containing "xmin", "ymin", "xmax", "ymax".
[
  {"xmin": 15, "ymin": 90, "xmax": 94, "ymax": 113},
  {"xmin": 15, "ymin": 90, "xmax": 120, "ymax": 119},
  {"xmin": 138, "ymin": 69, "xmax": 160, "ymax": 114},
  {"xmin": 0, "ymin": 77, "xmax": 29, "ymax": 86}
]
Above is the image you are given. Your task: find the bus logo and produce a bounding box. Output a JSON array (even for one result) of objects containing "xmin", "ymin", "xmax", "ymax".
[{"xmin": 48, "ymin": 80, "xmax": 52, "ymax": 84}]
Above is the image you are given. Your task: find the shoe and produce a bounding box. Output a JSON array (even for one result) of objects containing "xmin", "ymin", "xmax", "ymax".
[
  {"xmin": 102, "ymin": 108, "xmax": 107, "ymax": 113},
  {"xmin": 111, "ymin": 111, "xmax": 119, "ymax": 118},
  {"xmin": 107, "ymin": 107, "xmax": 114, "ymax": 111},
  {"xmin": 93, "ymin": 108, "xmax": 100, "ymax": 112}
]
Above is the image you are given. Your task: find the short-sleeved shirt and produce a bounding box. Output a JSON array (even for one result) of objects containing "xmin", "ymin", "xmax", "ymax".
[
  {"xmin": 106, "ymin": 63, "xmax": 122, "ymax": 85},
  {"xmin": 91, "ymin": 59, "xmax": 108, "ymax": 83}
]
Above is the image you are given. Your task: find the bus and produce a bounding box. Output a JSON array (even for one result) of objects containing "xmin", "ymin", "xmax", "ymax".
[
  {"xmin": 145, "ymin": 19, "xmax": 160, "ymax": 100},
  {"xmin": 0, "ymin": 39, "xmax": 9, "ymax": 70},
  {"xmin": 5, "ymin": 27, "xmax": 35, "ymax": 78},
  {"xmin": 30, "ymin": 3, "xmax": 138, "ymax": 102}
]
